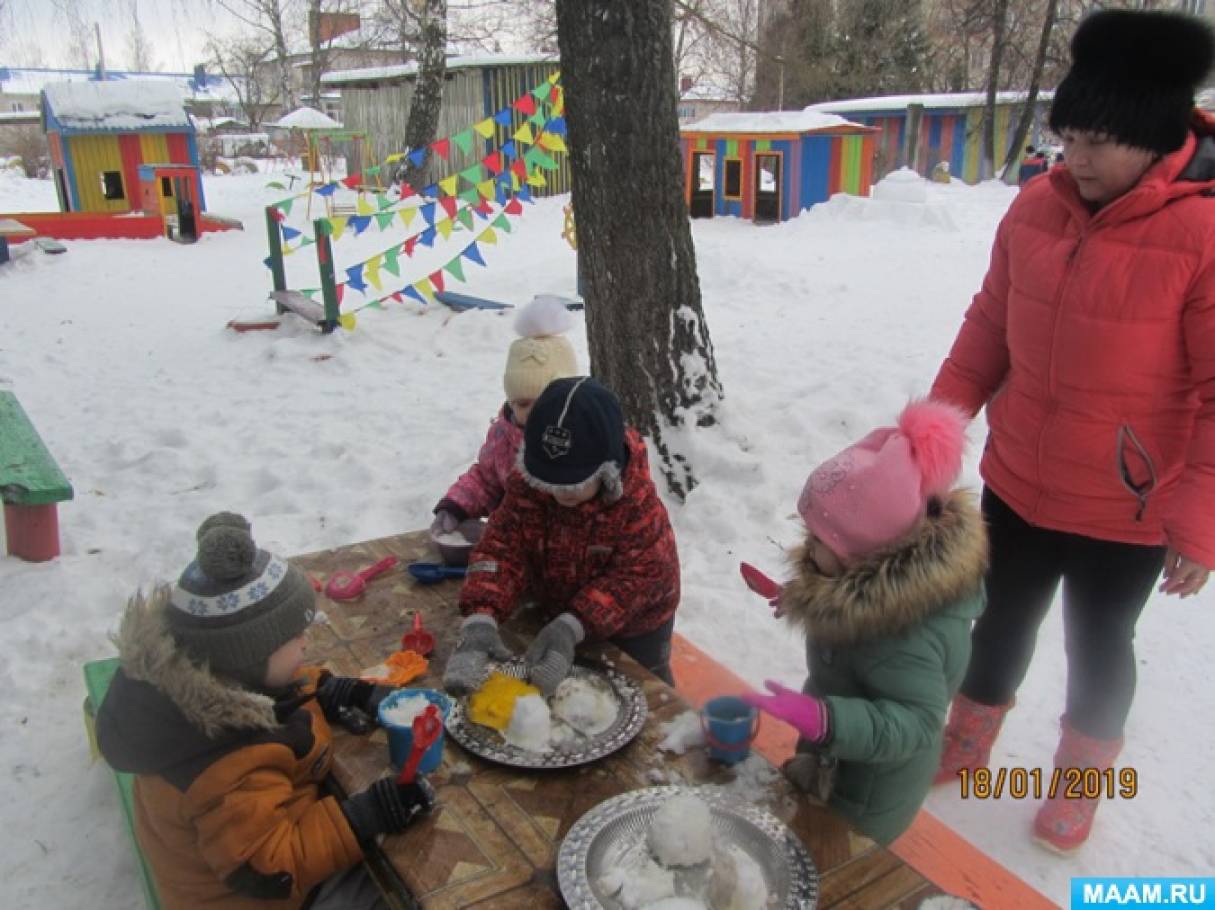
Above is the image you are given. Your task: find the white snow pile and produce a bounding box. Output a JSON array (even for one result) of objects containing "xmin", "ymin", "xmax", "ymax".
[
  {"xmin": 803, "ymin": 167, "xmax": 959, "ymax": 231},
  {"xmin": 272, "ymin": 106, "xmax": 342, "ymax": 130},
  {"xmin": 648, "ymin": 793, "xmax": 714, "ymax": 867},
  {"xmin": 503, "ymin": 693, "xmax": 552, "ymax": 752},
  {"xmin": 380, "ymin": 693, "xmax": 433, "ymax": 726},
  {"xmin": 552, "ymin": 675, "xmax": 618, "ymax": 736},
  {"xmin": 658, "ymin": 710, "xmax": 707, "ymax": 755}
]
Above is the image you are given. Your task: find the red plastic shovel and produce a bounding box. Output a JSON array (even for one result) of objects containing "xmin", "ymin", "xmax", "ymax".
[
  {"xmin": 740, "ymin": 562, "xmax": 785, "ymax": 618},
  {"xmin": 400, "ymin": 612, "xmax": 436, "ymax": 656},
  {"xmin": 325, "ymin": 555, "xmax": 399, "ymax": 601},
  {"xmin": 397, "ymin": 705, "xmax": 442, "ymax": 784}
]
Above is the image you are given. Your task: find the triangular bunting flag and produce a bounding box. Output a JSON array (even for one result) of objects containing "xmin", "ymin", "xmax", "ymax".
[
  {"xmin": 459, "ymin": 164, "xmax": 482, "ymax": 185},
  {"xmin": 439, "ymin": 195, "xmax": 458, "ymax": 219},
  {"xmin": 416, "ymin": 278, "xmax": 436, "ymax": 302},
  {"xmin": 473, "ymin": 117, "xmax": 495, "ymax": 139},
  {"xmin": 432, "ymin": 138, "xmax": 451, "ymax": 160},
  {"xmin": 365, "ymin": 256, "xmax": 383, "ymax": 291},
  {"xmin": 391, "ymin": 292, "xmax": 403, "ymax": 303},
  {"xmin": 437, "ymin": 219, "xmax": 454, "ymax": 240},
  {"xmin": 539, "ymin": 133, "xmax": 568, "ymax": 153},
  {"xmin": 419, "ymin": 226, "xmax": 437, "ymax": 247},
  {"xmin": 282, "ymin": 244, "xmax": 296, "ymax": 257},
  {"xmin": 269, "ymin": 206, "xmax": 286, "ymax": 223},
  {"xmin": 420, "ymin": 183, "xmax": 438, "ymax": 198},
  {"xmin": 513, "ymin": 93, "xmax": 537, "ymax": 116},
  {"xmin": 511, "ymin": 159, "xmax": 528, "ymax": 179},
  {"xmin": 408, "ymin": 147, "xmax": 427, "ymax": 168},
  {"xmin": 278, "ymin": 197, "xmax": 294, "ymax": 217},
  {"xmin": 365, "ymin": 165, "xmax": 382, "ymax": 177},
  {"xmin": 404, "ymin": 285, "xmax": 428, "ymax": 306},
  {"xmin": 398, "ymin": 181, "xmax": 416, "ymax": 199},
  {"xmin": 479, "ymin": 226, "xmax": 498, "ymax": 245},
  {"xmin": 383, "ymin": 246, "xmax": 401, "ymax": 276},
  {"xmin": 336, "ymin": 284, "xmax": 347, "ymax": 305},
  {"xmin": 377, "ymin": 192, "xmax": 395, "ymax": 211},
  {"xmin": 429, "ymin": 270, "xmax": 446, "ymax": 294},
  {"xmin": 457, "ymin": 208, "xmax": 474, "ymax": 230},
  {"xmin": 505, "ymin": 198, "xmax": 524, "ymax": 216},
  {"xmin": 519, "ymin": 184, "xmax": 534, "ymax": 203},
  {"xmin": 330, "ymin": 217, "xmax": 348, "ymax": 241},
  {"xmin": 385, "ymin": 152, "xmax": 406, "ymax": 164},
  {"xmin": 345, "ymin": 264, "xmax": 368, "ymax": 293},
  {"xmin": 464, "ymin": 242, "xmax": 487, "ymax": 267},
  {"xmin": 493, "ymin": 213, "xmax": 512, "ymax": 231},
  {"xmin": 350, "ymin": 215, "xmax": 372, "ymax": 235},
  {"xmin": 527, "ymin": 172, "xmax": 546, "ymax": 187},
  {"xmin": 444, "ymin": 256, "xmax": 466, "ymax": 283},
  {"xmin": 421, "ymin": 202, "xmax": 437, "ymax": 225},
  {"xmin": 533, "ymin": 82, "xmax": 552, "ymax": 101},
  {"xmin": 502, "ymin": 140, "xmax": 518, "ymax": 160},
  {"xmin": 483, "ymin": 151, "xmax": 504, "ymax": 175},
  {"xmin": 493, "ymin": 108, "xmax": 514, "ymax": 127},
  {"xmin": 513, "ymin": 122, "xmax": 535, "ymax": 145},
  {"xmin": 546, "ymin": 116, "xmax": 567, "ymax": 136},
  {"xmin": 404, "ymin": 235, "xmax": 418, "ymax": 257},
  {"xmin": 356, "ymin": 195, "xmax": 375, "ymax": 216},
  {"xmin": 281, "ymin": 225, "xmax": 302, "ymax": 241},
  {"xmin": 452, "ymin": 129, "xmax": 474, "ymax": 156},
  {"xmin": 315, "ymin": 182, "xmax": 338, "ymax": 197},
  {"xmin": 301, "ymin": 288, "xmax": 319, "ymax": 300},
  {"xmin": 375, "ymin": 212, "xmax": 396, "ymax": 231},
  {"xmin": 300, "ymin": 236, "xmax": 315, "ymax": 247},
  {"xmin": 528, "ymin": 111, "xmax": 546, "ymax": 128},
  {"xmin": 475, "ymin": 199, "xmax": 495, "ymax": 217},
  {"xmin": 458, "ymin": 188, "xmax": 481, "ymax": 206},
  {"xmin": 399, "ymin": 207, "xmax": 417, "ymax": 229},
  {"xmin": 439, "ymin": 175, "xmax": 459, "ymax": 196},
  {"xmin": 477, "ymin": 179, "xmax": 496, "ymax": 199},
  {"xmin": 341, "ymin": 174, "xmax": 362, "ymax": 189}
]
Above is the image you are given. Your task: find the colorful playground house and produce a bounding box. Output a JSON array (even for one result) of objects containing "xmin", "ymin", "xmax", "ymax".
[
  {"xmin": 680, "ymin": 111, "xmax": 877, "ymax": 223},
  {"xmin": 0, "ymin": 80, "xmax": 235, "ymax": 244},
  {"xmin": 807, "ymin": 91, "xmax": 1052, "ymax": 184}
]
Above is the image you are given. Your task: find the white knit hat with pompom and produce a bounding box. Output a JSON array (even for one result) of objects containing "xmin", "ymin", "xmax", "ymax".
[{"xmin": 503, "ymin": 295, "xmax": 579, "ymax": 402}]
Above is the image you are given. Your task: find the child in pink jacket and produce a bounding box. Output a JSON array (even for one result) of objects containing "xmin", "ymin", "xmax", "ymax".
[{"xmin": 432, "ymin": 296, "xmax": 579, "ymax": 534}]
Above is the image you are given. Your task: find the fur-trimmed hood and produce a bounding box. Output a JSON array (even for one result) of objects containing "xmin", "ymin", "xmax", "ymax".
[
  {"xmin": 96, "ymin": 587, "xmax": 282, "ymax": 777},
  {"xmin": 781, "ymin": 490, "xmax": 987, "ymax": 646}
]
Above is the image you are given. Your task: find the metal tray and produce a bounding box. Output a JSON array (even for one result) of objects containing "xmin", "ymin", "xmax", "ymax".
[
  {"xmin": 444, "ymin": 659, "xmax": 647, "ymax": 769},
  {"xmin": 558, "ymin": 785, "xmax": 819, "ymax": 909}
]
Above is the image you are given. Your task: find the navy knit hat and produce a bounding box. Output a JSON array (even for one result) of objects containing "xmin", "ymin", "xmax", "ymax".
[
  {"xmin": 167, "ymin": 512, "xmax": 316, "ymax": 686},
  {"xmin": 522, "ymin": 377, "xmax": 626, "ymax": 489},
  {"xmin": 1050, "ymin": 10, "xmax": 1214, "ymax": 155}
]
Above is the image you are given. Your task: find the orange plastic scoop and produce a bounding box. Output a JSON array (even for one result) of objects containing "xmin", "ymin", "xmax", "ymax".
[{"xmin": 364, "ymin": 649, "xmax": 428, "ymax": 686}]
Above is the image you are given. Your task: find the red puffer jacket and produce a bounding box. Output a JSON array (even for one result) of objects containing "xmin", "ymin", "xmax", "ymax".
[
  {"xmin": 932, "ymin": 118, "xmax": 1215, "ymax": 566},
  {"xmin": 459, "ymin": 429, "xmax": 681, "ymax": 639}
]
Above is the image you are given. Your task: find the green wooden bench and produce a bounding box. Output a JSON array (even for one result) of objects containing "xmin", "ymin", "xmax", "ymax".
[
  {"xmin": 0, "ymin": 391, "xmax": 73, "ymax": 561},
  {"xmin": 83, "ymin": 658, "xmax": 163, "ymax": 910}
]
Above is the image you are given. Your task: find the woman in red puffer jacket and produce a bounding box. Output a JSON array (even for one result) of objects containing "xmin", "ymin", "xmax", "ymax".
[{"xmin": 930, "ymin": 9, "xmax": 1215, "ymax": 853}]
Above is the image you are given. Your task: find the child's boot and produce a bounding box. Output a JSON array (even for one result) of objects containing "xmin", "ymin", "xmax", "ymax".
[
  {"xmin": 1033, "ymin": 719, "xmax": 1123, "ymax": 854},
  {"xmin": 933, "ymin": 693, "xmax": 1013, "ymax": 785}
]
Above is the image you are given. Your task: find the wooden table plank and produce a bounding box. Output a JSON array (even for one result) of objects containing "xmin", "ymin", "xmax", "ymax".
[{"xmin": 293, "ymin": 530, "xmax": 937, "ymax": 909}]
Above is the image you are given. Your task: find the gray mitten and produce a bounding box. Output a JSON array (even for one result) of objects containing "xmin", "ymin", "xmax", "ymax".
[
  {"xmin": 443, "ymin": 614, "xmax": 513, "ymax": 695},
  {"xmin": 524, "ymin": 613, "xmax": 585, "ymax": 696}
]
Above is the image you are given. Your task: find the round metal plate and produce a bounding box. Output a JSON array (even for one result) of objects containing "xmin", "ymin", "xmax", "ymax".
[
  {"xmin": 558, "ymin": 785, "xmax": 819, "ymax": 910},
  {"xmin": 444, "ymin": 659, "xmax": 647, "ymax": 769}
]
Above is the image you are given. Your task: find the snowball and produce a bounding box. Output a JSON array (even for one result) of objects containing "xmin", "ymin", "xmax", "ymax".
[
  {"xmin": 708, "ymin": 844, "xmax": 769, "ymax": 910},
  {"xmin": 648, "ymin": 794, "xmax": 714, "ymax": 868},
  {"xmin": 503, "ymin": 694, "xmax": 552, "ymax": 753},
  {"xmin": 598, "ymin": 856, "xmax": 676, "ymax": 909},
  {"xmin": 658, "ymin": 711, "xmax": 706, "ymax": 755},
  {"xmin": 380, "ymin": 694, "xmax": 433, "ymax": 727},
  {"xmin": 642, "ymin": 899, "xmax": 707, "ymax": 910},
  {"xmin": 552, "ymin": 676, "xmax": 618, "ymax": 735}
]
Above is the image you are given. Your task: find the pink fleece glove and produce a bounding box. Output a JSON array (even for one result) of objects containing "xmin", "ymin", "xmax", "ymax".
[{"xmin": 740, "ymin": 680, "xmax": 830, "ymax": 744}]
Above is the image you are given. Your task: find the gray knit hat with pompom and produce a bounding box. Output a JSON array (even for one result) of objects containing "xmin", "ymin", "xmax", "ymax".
[{"xmin": 167, "ymin": 512, "xmax": 316, "ymax": 687}]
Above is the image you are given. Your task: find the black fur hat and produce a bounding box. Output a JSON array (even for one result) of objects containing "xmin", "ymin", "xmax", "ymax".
[{"xmin": 1050, "ymin": 10, "xmax": 1215, "ymax": 155}]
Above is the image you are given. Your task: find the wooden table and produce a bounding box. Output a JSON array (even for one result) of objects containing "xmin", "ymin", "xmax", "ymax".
[
  {"xmin": 295, "ymin": 531, "xmax": 943, "ymax": 909},
  {"xmin": 0, "ymin": 218, "xmax": 35, "ymax": 265}
]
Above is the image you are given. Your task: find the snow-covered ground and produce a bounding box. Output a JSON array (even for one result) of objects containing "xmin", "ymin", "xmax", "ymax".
[{"xmin": 1, "ymin": 166, "xmax": 1210, "ymax": 909}]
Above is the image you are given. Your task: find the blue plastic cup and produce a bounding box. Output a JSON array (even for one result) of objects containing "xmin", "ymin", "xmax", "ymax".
[
  {"xmin": 377, "ymin": 688, "xmax": 452, "ymax": 775},
  {"xmin": 701, "ymin": 695, "xmax": 761, "ymax": 765}
]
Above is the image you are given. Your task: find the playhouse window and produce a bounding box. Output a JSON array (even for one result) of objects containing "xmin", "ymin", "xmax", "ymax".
[
  {"xmin": 724, "ymin": 158, "xmax": 742, "ymax": 199},
  {"xmin": 161, "ymin": 177, "xmax": 173, "ymax": 196},
  {"xmin": 100, "ymin": 171, "xmax": 125, "ymax": 201}
]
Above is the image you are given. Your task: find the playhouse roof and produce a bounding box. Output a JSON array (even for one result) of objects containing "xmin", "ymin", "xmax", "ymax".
[
  {"xmin": 682, "ymin": 110, "xmax": 863, "ymax": 135},
  {"xmin": 1, "ymin": 66, "xmax": 241, "ymax": 104},
  {"xmin": 272, "ymin": 106, "xmax": 343, "ymax": 130},
  {"xmin": 807, "ymin": 89, "xmax": 1055, "ymax": 115},
  {"xmin": 42, "ymin": 80, "xmax": 190, "ymax": 133},
  {"xmin": 322, "ymin": 53, "xmax": 557, "ymax": 86}
]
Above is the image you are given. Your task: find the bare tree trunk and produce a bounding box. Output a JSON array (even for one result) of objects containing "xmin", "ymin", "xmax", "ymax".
[
  {"xmin": 400, "ymin": 0, "xmax": 447, "ymax": 188},
  {"xmin": 308, "ymin": 0, "xmax": 324, "ymax": 109},
  {"xmin": 982, "ymin": 0, "xmax": 1010, "ymax": 179},
  {"xmin": 1001, "ymin": 0, "xmax": 1058, "ymax": 181},
  {"xmin": 555, "ymin": 0, "xmax": 723, "ymax": 500}
]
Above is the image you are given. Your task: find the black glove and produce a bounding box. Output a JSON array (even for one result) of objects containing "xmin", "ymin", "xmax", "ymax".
[
  {"xmin": 315, "ymin": 673, "xmax": 394, "ymax": 729},
  {"xmin": 341, "ymin": 777, "xmax": 436, "ymax": 841}
]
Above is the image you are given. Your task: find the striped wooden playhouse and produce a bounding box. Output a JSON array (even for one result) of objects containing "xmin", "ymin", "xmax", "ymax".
[
  {"xmin": 808, "ymin": 91, "xmax": 1053, "ymax": 184},
  {"xmin": 679, "ymin": 111, "xmax": 877, "ymax": 223},
  {"xmin": 41, "ymin": 80, "xmax": 206, "ymax": 218}
]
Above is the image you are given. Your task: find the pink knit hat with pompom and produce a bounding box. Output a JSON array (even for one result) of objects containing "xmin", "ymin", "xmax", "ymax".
[{"xmin": 797, "ymin": 400, "xmax": 968, "ymax": 563}]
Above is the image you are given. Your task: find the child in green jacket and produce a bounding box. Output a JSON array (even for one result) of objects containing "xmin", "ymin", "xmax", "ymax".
[{"xmin": 742, "ymin": 400, "xmax": 987, "ymax": 844}]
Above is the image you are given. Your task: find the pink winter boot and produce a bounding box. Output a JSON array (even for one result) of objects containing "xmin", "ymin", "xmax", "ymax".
[
  {"xmin": 933, "ymin": 694, "xmax": 1013, "ymax": 785},
  {"xmin": 1033, "ymin": 720, "xmax": 1123, "ymax": 853}
]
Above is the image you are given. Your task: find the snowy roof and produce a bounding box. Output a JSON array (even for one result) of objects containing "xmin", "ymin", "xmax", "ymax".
[
  {"xmin": 322, "ymin": 53, "xmax": 557, "ymax": 85},
  {"xmin": 0, "ymin": 110, "xmax": 39, "ymax": 124},
  {"xmin": 807, "ymin": 90, "xmax": 1055, "ymax": 114},
  {"xmin": 0, "ymin": 66, "xmax": 241, "ymax": 105},
  {"xmin": 681, "ymin": 83, "xmax": 735, "ymax": 103},
  {"xmin": 272, "ymin": 106, "xmax": 343, "ymax": 130},
  {"xmin": 682, "ymin": 110, "xmax": 865, "ymax": 135},
  {"xmin": 43, "ymin": 80, "xmax": 191, "ymax": 133}
]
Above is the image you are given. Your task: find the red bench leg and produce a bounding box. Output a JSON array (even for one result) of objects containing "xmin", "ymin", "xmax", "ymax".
[{"xmin": 4, "ymin": 503, "xmax": 61, "ymax": 562}]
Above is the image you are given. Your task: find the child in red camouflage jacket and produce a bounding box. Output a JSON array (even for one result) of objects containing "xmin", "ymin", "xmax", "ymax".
[{"xmin": 442, "ymin": 377, "xmax": 681, "ymax": 695}]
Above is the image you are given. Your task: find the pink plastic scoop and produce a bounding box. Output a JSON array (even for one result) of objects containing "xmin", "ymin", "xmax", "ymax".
[{"xmin": 325, "ymin": 555, "xmax": 399, "ymax": 601}]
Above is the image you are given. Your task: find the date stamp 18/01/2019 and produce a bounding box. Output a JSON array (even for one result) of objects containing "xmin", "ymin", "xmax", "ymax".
[{"xmin": 956, "ymin": 767, "xmax": 1138, "ymax": 800}]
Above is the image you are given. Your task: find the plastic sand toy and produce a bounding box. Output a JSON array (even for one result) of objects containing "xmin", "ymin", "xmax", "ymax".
[{"xmin": 468, "ymin": 671, "xmax": 541, "ymax": 731}]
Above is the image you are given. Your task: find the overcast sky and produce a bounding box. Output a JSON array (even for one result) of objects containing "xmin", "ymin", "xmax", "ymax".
[{"xmin": 2, "ymin": 0, "xmax": 252, "ymax": 73}]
